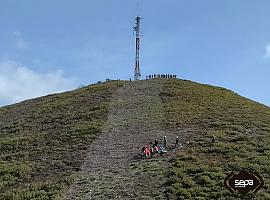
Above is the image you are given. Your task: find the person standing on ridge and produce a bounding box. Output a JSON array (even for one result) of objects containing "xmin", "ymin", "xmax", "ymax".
[
  {"xmin": 212, "ymin": 135, "xmax": 216, "ymax": 143},
  {"xmin": 175, "ymin": 136, "xmax": 179, "ymax": 147},
  {"xmin": 164, "ymin": 136, "xmax": 167, "ymax": 148}
]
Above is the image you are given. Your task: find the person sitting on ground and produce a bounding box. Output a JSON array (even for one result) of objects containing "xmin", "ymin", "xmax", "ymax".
[
  {"xmin": 159, "ymin": 144, "xmax": 167, "ymax": 155},
  {"xmin": 142, "ymin": 146, "xmax": 146, "ymax": 153},
  {"xmin": 144, "ymin": 146, "xmax": 151, "ymax": 159},
  {"xmin": 154, "ymin": 145, "xmax": 159, "ymax": 153}
]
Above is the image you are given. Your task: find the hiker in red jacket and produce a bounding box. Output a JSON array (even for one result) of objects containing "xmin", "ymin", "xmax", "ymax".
[{"xmin": 144, "ymin": 146, "xmax": 151, "ymax": 158}]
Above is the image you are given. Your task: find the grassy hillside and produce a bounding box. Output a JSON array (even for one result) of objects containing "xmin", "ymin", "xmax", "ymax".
[
  {"xmin": 0, "ymin": 78, "xmax": 269, "ymax": 199},
  {"xmin": 0, "ymin": 81, "xmax": 124, "ymax": 199},
  {"xmin": 160, "ymin": 79, "xmax": 270, "ymax": 199}
]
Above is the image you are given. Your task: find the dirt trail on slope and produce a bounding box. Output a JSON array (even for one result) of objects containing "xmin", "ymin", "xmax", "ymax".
[{"xmin": 63, "ymin": 80, "xmax": 176, "ymax": 200}]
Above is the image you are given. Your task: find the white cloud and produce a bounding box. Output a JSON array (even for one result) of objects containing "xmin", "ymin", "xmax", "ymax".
[
  {"xmin": 13, "ymin": 31, "xmax": 29, "ymax": 49},
  {"xmin": 0, "ymin": 60, "xmax": 76, "ymax": 106},
  {"xmin": 265, "ymin": 44, "xmax": 270, "ymax": 58}
]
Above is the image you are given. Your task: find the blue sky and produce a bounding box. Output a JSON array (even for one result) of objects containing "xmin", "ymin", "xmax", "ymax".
[{"xmin": 0, "ymin": 0, "xmax": 269, "ymax": 106}]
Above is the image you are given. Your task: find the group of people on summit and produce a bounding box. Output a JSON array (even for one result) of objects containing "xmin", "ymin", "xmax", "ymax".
[
  {"xmin": 142, "ymin": 136, "xmax": 180, "ymax": 159},
  {"xmin": 146, "ymin": 74, "xmax": 177, "ymax": 79}
]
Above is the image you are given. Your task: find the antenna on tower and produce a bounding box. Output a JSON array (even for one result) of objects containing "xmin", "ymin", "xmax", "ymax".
[
  {"xmin": 133, "ymin": 15, "xmax": 142, "ymax": 80},
  {"xmin": 136, "ymin": 0, "xmax": 140, "ymax": 16}
]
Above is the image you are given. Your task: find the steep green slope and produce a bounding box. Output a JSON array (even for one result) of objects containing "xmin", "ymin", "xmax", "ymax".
[
  {"xmin": 160, "ymin": 79, "xmax": 270, "ymax": 199},
  {"xmin": 1, "ymin": 78, "xmax": 270, "ymax": 199},
  {"xmin": 0, "ymin": 81, "xmax": 124, "ymax": 199}
]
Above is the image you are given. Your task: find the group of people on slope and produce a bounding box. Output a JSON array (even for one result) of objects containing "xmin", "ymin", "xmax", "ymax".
[{"xmin": 142, "ymin": 136, "xmax": 180, "ymax": 159}]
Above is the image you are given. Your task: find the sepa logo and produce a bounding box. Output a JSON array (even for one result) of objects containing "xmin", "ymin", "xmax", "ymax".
[
  {"xmin": 224, "ymin": 169, "xmax": 264, "ymax": 195},
  {"xmin": 235, "ymin": 180, "xmax": 253, "ymax": 188}
]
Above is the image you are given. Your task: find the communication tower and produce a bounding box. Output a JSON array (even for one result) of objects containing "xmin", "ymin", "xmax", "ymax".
[{"xmin": 134, "ymin": 16, "xmax": 141, "ymax": 80}]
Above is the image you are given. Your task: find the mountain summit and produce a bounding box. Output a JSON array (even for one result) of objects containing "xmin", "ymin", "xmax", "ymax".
[{"xmin": 1, "ymin": 79, "xmax": 269, "ymax": 199}]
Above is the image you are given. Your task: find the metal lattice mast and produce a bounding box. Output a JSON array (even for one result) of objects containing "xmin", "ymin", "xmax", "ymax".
[{"xmin": 134, "ymin": 16, "xmax": 141, "ymax": 80}]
